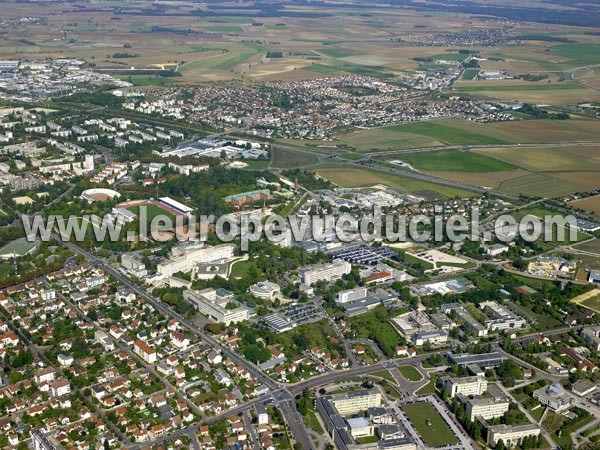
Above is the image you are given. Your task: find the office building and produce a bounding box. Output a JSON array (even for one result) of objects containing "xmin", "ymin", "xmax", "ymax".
[
  {"xmin": 379, "ymin": 438, "xmax": 417, "ymax": 450},
  {"xmin": 249, "ymin": 281, "xmax": 281, "ymax": 300},
  {"xmin": 336, "ymin": 287, "xmax": 368, "ymax": 304},
  {"xmin": 447, "ymin": 352, "xmax": 503, "ymax": 368},
  {"xmin": 184, "ymin": 288, "xmax": 248, "ymax": 325},
  {"xmin": 480, "ymin": 301, "xmax": 526, "ymax": 332},
  {"xmin": 157, "ymin": 244, "xmax": 234, "ymax": 277},
  {"xmin": 121, "ymin": 254, "xmax": 147, "ymax": 278},
  {"xmin": 533, "ymin": 384, "xmax": 572, "ymax": 412},
  {"xmin": 413, "ymin": 330, "xmax": 448, "ymax": 346},
  {"xmin": 347, "ymin": 417, "xmax": 374, "ymax": 439}
]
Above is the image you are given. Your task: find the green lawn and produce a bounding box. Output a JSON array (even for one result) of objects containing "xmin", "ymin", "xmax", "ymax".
[
  {"xmin": 239, "ymin": 159, "xmax": 270, "ymax": 170},
  {"xmin": 371, "ymin": 370, "xmax": 397, "ymax": 383},
  {"xmin": 0, "ymin": 240, "xmax": 37, "ymax": 257},
  {"xmin": 403, "ymin": 252, "xmax": 434, "ymax": 269},
  {"xmin": 127, "ymin": 204, "xmax": 175, "ymax": 222},
  {"xmin": 402, "ymin": 402, "xmax": 458, "ymax": 447},
  {"xmin": 402, "ymin": 150, "xmax": 514, "ymax": 172},
  {"xmin": 0, "ymin": 263, "xmax": 13, "ymax": 278},
  {"xmin": 395, "ymin": 121, "xmax": 509, "ymax": 145},
  {"xmin": 416, "ymin": 380, "xmax": 437, "ymax": 395},
  {"xmin": 229, "ymin": 259, "xmax": 254, "ymax": 278},
  {"xmin": 529, "ymin": 405, "xmax": 545, "ymax": 422},
  {"xmin": 398, "ymin": 366, "xmax": 423, "ymax": 382}
]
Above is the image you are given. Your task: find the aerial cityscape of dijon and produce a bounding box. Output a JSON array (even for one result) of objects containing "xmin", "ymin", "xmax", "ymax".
[{"xmin": 0, "ymin": 1, "xmax": 600, "ymax": 450}]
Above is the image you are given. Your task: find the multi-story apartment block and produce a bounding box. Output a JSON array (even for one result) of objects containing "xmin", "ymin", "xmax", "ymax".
[
  {"xmin": 299, "ymin": 259, "xmax": 352, "ymax": 285},
  {"xmin": 443, "ymin": 376, "xmax": 488, "ymax": 398},
  {"xmin": 463, "ymin": 396, "xmax": 510, "ymax": 421}
]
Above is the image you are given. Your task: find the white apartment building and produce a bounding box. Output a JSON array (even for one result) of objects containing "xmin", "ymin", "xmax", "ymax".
[
  {"xmin": 50, "ymin": 379, "xmax": 71, "ymax": 397},
  {"xmin": 183, "ymin": 288, "xmax": 248, "ymax": 326},
  {"xmin": 443, "ymin": 376, "xmax": 488, "ymax": 398},
  {"xmin": 464, "ymin": 396, "xmax": 510, "ymax": 421},
  {"xmin": 34, "ymin": 367, "xmax": 57, "ymax": 384},
  {"xmin": 134, "ymin": 340, "xmax": 157, "ymax": 364},
  {"xmin": 298, "ymin": 259, "xmax": 352, "ymax": 285},
  {"xmin": 488, "ymin": 424, "xmax": 540, "ymax": 448},
  {"xmin": 582, "ymin": 326, "xmax": 600, "ymax": 351},
  {"xmin": 330, "ymin": 390, "xmax": 382, "ymax": 416}
]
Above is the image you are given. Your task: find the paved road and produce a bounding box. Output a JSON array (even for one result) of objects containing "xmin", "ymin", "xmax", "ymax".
[{"xmin": 51, "ymin": 235, "xmax": 317, "ymax": 450}]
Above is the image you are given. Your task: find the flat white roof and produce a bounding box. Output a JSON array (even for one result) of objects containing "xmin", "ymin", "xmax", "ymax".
[{"xmin": 159, "ymin": 197, "xmax": 193, "ymax": 213}]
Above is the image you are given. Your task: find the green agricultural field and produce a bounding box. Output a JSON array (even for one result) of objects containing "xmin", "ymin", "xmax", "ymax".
[
  {"xmin": 117, "ymin": 75, "xmax": 179, "ymax": 86},
  {"xmin": 551, "ymin": 43, "xmax": 600, "ymax": 69},
  {"xmin": 395, "ymin": 121, "xmax": 510, "ymax": 145},
  {"xmin": 179, "ymin": 51, "xmax": 256, "ymax": 72},
  {"xmin": 456, "ymin": 83, "xmax": 582, "ymax": 92},
  {"xmin": 197, "ymin": 17, "xmax": 250, "ymax": 24},
  {"xmin": 271, "ymin": 148, "xmax": 319, "ymax": 168},
  {"xmin": 497, "ymin": 173, "xmax": 588, "ymax": 198},
  {"xmin": 308, "ymin": 59, "xmax": 391, "ymax": 78},
  {"xmin": 462, "ymin": 68, "xmax": 479, "ymax": 80},
  {"xmin": 205, "ymin": 25, "xmax": 245, "ymax": 33},
  {"xmin": 401, "ymin": 150, "xmax": 514, "ymax": 172},
  {"xmin": 318, "ymin": 47, "xmax": 357, "ymax": 58},
  {"xmin": 337, "ymin": 126, "xmax": 444, "ymax": 152},
  {"xmin": 315, "ymin": 167, "xmax": 476, "ymax": 199},
  {"xmin": 428, "ymin": 53, "xmax": 468, "ymax": 62},
  {"xmin": 402, "ymin": 402, "xmax": 458, "ymax": 447},
  {"xmin": 398, "ymin": 366, "xmax": 423, "ymax": 382}
]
